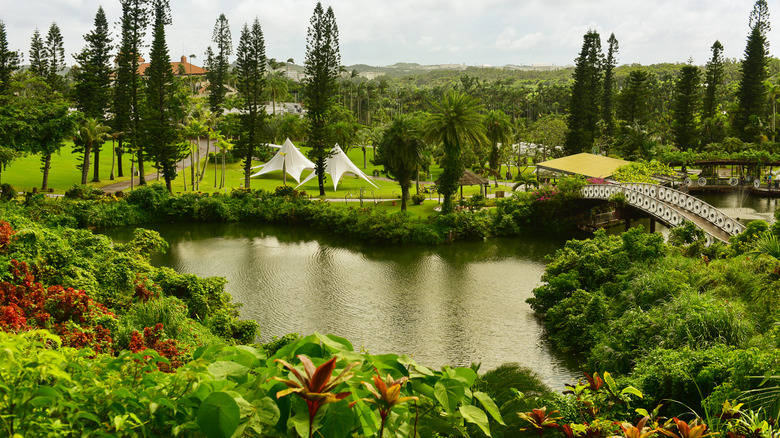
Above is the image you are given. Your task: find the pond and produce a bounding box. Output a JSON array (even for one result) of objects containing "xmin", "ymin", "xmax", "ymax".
[{"xmin": 103, "ymin": 223, "xmax": 583, "ymax": 390}]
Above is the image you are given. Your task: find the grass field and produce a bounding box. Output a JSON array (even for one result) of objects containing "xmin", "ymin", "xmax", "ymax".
[{"xmin": 2, "ymin": 141, "xmax": 520, "ymax": 202}]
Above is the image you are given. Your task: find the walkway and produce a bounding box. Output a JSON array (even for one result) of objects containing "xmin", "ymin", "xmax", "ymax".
[
  {"xmin": 101, "ymin": 138, "xmax": 212, "ymax": 194},
  {"xmin": 581, "ymin": 183, "xmax": 746, "ymax": 245}
]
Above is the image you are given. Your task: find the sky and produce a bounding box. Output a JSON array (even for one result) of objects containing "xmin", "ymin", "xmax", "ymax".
[{"xmin": 0, "ymin": 0, "xmax": 775, "ymax": 69}]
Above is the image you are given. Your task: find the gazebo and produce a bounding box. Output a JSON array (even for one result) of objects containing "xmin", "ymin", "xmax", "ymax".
[{"xmin": 436, "ymin": 169, "xmax": 490, "ymax": 199}]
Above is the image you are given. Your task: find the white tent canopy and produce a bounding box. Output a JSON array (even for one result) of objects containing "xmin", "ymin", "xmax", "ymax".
[
  {"xmin": 296, "ymin": 144, "xmax": 378, "ymax": 191},
  {"xmin": 250, "ymin": 138, "xmax": 314, "ymax": 183}
]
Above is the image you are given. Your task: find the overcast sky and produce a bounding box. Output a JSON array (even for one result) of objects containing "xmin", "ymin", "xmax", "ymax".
[{"xmin": 0, "ymin": 0, "xmax": 775, "ymax": 69}]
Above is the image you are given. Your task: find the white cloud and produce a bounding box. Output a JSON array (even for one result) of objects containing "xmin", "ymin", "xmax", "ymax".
[
  {"xmin": 0, "ymin": 0, "xmax": 768, "ymax": 67},
  {"xmin": 494, "ymin": 27, "xmax": 545, "ymax": 51}
]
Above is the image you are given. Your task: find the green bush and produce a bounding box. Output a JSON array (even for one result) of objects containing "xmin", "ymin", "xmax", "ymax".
[
  {"xmin": 0, "ymin": 183, "xmax": 15, "ymax": 202},
  {"xmin": 411, "ymin": 192, "xmax": 426, "ymax": 205}
]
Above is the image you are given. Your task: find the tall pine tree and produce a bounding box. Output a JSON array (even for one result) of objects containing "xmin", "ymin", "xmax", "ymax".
[
  {"xmin": 74, "ymin": 6, "xmax": 113, "ymax": 183},
  {"xmin": 44, "ymin": 23, "xmax": 65, "ymax": 92},
  {"xmin": 602, "ymin": 33, "xmax": 619, "ymax": 139},
  {"xmin": 703, "ymin": 40, "xmax": 724, "ymax": 121},
  {"xmin": 74, "ymin": 6, "xmax": 113, "ymax": 120},
  {"xmin": 0, "ymin": 20, "xmax": 20, "ymax": 94},
  {"xmin": 564, "ymin": 30, "xmax": 603, "ymax": 155},
  {"xmin": 672, "ymin": 64, "xmax": 701, "ymax": 152},
  {"xmin": 733, "ymin": 0, "xmax": 770, "ymax": 142},
  {"xmin": 235, "ymin": 18, "xmax": 267, "ymax": 188},
  {"xmin": 114, "ymin": 0, "xmax": 149, "ymax": 182},
  {"xmin": 304, "ymin": 2, "xmax": 341, "ymax": 196},
  {"xmin": 142, "ymin": 0, "xmax": 184, "ymax": 192},
  {"xmin": 29, "ymin": 29, "xmax": 47, "ymax": 76},
  {"xmin": 206, "ymin": 14, "xmax": 232, "ymax": 115}
]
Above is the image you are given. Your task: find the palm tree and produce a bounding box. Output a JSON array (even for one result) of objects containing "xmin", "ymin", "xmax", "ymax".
[
  {"xmin": 266, "ymin": 74, "xmax": 288, "ymax": 116},
  {"xmin": 425, "ymin": 91, "xmax": 487, "ymax": 214},
  {"xmin": 213, "ymin": 130, "xmax": 233, "ymax": 189},
  {"xmin": 199, "ymin": 109, "xmax": 218, "ymax": 185},
  {"xmin": 109, "ymin": 130, "xmax": 124, "ymax": 180},
  {"xmin": 74, "ymin": 117, "xmax": 111, "ymax": 185},
  {"xmin": 484, "ymin": 110, "xmax": 513, "ymax": 187},
  {"xmin": 377, "ymin": 115, "xmax": 424, "ymax": 211}
]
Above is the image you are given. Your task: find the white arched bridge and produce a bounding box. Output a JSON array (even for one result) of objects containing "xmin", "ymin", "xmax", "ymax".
[{"xmin": 581, "ymin": 183, "xmax": 746, "ymax": 246}]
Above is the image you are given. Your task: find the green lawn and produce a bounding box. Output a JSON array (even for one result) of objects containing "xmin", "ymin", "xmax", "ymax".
[
  {"xmin": 2, "ymin": 141, "xmax": 519, "ymax": 202},
  {"xmin": 1, "ymin": 142, "xmax": 153, "ymax": 194}
]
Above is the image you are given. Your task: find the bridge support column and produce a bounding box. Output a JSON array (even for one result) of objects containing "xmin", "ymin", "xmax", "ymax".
[
  {"xmin": 624, "ymin": 218, "xmax": 631, "ymax": 231},
  {"xmin": 650, "ymin": 218, "xmax": 656, "ymax": 233}
]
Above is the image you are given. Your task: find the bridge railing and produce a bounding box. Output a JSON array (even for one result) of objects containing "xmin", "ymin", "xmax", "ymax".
[{"xmin": 581, "ymin": 183, "xmax": 746, "ymax": 238}]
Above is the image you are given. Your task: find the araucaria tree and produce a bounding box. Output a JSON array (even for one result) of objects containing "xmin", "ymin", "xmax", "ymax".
[
  {"xmin": 44, "ymin": 23, "xmax": 65, "ymax": 92},
  {"xmin": 74, "ymin": 7, "xmax": 113, "ymax": 120},
  {"xmin": 672, "ymin": 64, "xmax": 701, "ymax": 152},
  {"xmin": 74, "ymin": 6, "xmax": 113, "ymax": 182},
  {"xmin": 602, "ymin": 33, "xmax": 619, "ymax": 139},
  {"xmin": 376, "ymin": 114, "xmax": 424, "ymax": 211},
  {"xmin": 564, "ymin": 30, "xmax": 603, "ymax": 155},
  {"xmin": 235, "ymin": 18, "xmax": 267, "ymax": 188},
  {"xmin": 114, "ymin": 0, "xmax": 149, "ymax": 182},
  {"xmin": 733, "ymin": 0, "xmax": 770, "ymax": 142},
  {"xmin": 425, "ymin": 91, "xmax": 487, "ymax": 215},
  {"xmin": 304, "ymin": 2, "xmax": 341, "ymax": 196},
  {"xmin": 703, "ymin": 40, "xmax": 725, "ymax": 121},
  {"xmin": 28, "ymin": 29, "xmax": 47, "ymax": 76},
  {"xmin": 206, "ymin": 14, "xmax": 232, "ymax": 115},
  {"xmin": 0, "ymin": 20, "xmax": 20, "ymax": 94},
  {"xmin": 142, "ymin": 0, "xmax": 185, "ymax": 192}
]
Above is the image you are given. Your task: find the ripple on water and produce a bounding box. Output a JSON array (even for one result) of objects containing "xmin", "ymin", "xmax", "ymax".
[{"xmin": 113, "ymin": 223, "xmax": 582, "ymax": 390}]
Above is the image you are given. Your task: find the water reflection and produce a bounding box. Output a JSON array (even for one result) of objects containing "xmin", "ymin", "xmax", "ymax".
[{"xmin": 103, "ymin": 222, "xmax": 580, "ymax": 389}]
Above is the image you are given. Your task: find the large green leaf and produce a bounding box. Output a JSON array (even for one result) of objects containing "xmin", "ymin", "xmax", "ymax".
[
  {"xmin": 434, "ymin": 379, "xmax": 466, "ymax": 413},
  {"xmin": 315, "ymin": 332, "xmax": 354, "ymax": 352},
  {"xmin": 474, "ymin": 391, "xmax": 505, "ymax": 425},
  {"xmin": 398, "ymin": 355, "xmax": 434, "ymax": 377},
  {"xmin": 197, "ymin": 392, "xmax": 241, "ymax": 438},
  {"xmin": 453, "ymin": 367, "xmax": 478, "ymax": 386},
  {"xmin": 460, "ymin": 405, "xmax": 492, "ymax": 436},
  {"xmin": 208, "ymin": 361, "xmax": 250, "ymax": 384},
  {"xmin": 318, "ymin": 401, "xmax": 355, "ymax": 438}
]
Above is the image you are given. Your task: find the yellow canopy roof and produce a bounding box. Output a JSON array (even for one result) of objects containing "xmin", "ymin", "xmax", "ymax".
[{"xmin": 536, "ymin": 153, "xmax": 630, "ymax": 179}]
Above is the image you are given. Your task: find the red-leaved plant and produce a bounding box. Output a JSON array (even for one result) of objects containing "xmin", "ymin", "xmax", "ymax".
[{"xmin": 274, "ymin": 355, "xmax": 358, "ymax": 438}]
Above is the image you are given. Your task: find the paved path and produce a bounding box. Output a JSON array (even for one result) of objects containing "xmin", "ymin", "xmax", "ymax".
[{"xmin": 101, "ymin": 138, "xmax": 212, "ymax": 193}]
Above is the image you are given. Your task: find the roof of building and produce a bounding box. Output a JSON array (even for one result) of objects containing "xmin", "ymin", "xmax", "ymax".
[
  {"xmin": 536, "ymin": 153, "xmax": 630, "ymax": 179},
  {"xmin": 138, "ymin": 55, "xmax": 207, "ymax": 76}
]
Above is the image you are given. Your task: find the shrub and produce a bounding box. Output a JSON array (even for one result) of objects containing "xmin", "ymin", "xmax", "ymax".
[
  {"xmin": 0, "ymin": 183, "xmax": 15, "ymax": 202},
  {"xmin": 64, "ymin": 185, "xmax": 104, "ymax": 200},
  {"xmin": 411, "ymin": 193, "xmax": 426, "ymax": 205}
]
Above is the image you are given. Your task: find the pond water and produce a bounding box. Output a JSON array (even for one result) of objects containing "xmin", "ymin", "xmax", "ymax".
[
  {"xmin": 693, "ymin": 190, "xmax": 777, "ymax": 224},
  {"xmin": 103, "ymin": 223, "xmax": 583, "ymax": 390}
]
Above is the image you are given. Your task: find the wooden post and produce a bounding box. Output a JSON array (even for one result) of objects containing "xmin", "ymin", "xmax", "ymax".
[
  {"xmin": 650, "ymin": 217, "xmax": 656, "ymax": 233},
  {"xmin": 624, "ymin": 218, "xmax": 631, "ymax": 231}
]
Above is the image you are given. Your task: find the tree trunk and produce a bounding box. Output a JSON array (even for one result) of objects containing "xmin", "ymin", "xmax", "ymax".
[
  {"xmin": 220, "ymin": 149, "xmax": 226, "ymax": 188},
  {"xmin": 91, "ymin": 146, "xmax": 101, "ymax": 182},
  {"xmin": 363, "ymin": 147, "xmax": 367, "ymax": 169},
  {"xmin": 243, "ymin": 152, "xmax": 252, "ymax": 189},
  {"xmin": 401, "ymin": 183, "xmax": 409, "ymax": 211},
  {"xmin": 117, "ymin": 139, "xmax": 124, "ymax": 177},
  {"xmin": 182, "ymin": 156, "xmax": 188, "ymax": 191},
  {"xmin": 41, "ymin": 153, "xmax": 52, "ymax": 190},
  {"xmin": 81, "ymin": 142, "xmax": 92, "ymax": 185},
  {"xmin": 137, "ymin": 149, "xmax": 146, "ymax": 185},
  {"xmin": 190, "ymin": 140, "xmax": 196, "ymax": 189},
  {"xmin": 199, "ymin": 136, "xmax": 210, "ymax": 183},
  {"xmin": 110, "ymin": 139, "xmax": 116, "ymax": 180},
  {"xmin": 214, "ymin": 150, "xmax": 218, "ymax": 188},
  {"xmin": 416, "ymin": 169, "xmax": 420, "ymax": 194}
]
